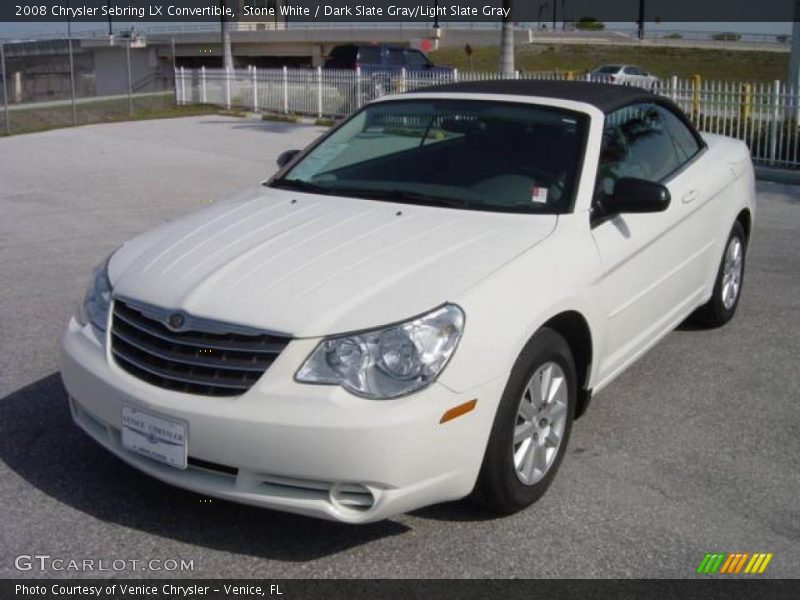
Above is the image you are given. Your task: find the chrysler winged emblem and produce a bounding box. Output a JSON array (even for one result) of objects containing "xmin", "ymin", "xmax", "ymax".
[{"xmin": 166, "ymin": 312, "xmax": 186, "ymax": 331}]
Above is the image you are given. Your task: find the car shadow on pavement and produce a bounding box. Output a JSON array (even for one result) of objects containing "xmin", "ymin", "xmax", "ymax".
[
  {"xmin": 0, "ymin": 373, "xmax": 409, "ymax": 561},
  {"xmin": 410, "ymin": 502, "xmax": 503, "ymax": 523}
]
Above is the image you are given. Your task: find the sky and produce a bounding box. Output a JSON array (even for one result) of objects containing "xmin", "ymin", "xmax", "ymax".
[{"xmin": 0, "ymin": 21, "xmax": 792, "ymax": 41}]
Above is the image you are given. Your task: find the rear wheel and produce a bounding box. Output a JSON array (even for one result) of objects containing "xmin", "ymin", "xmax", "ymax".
[
  {"xmin": 471, "ymin": 328, "xmax": 576, "ymax": 514},
  {"xmin": 694, "ymin": 221, "xmax": 747, "ymax": 327}
]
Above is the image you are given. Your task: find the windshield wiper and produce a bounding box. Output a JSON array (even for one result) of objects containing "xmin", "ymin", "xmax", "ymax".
[
  {"xmin": 331, "ymin": 187, "xmax": 470, "ymax": 209},
  {"xmin": 269, "ymin": 178, "xmax": 332, "ymax": 195},
  {"xmin": 271, "ymin": 180, "xmax": 470, "ymax": 209}
]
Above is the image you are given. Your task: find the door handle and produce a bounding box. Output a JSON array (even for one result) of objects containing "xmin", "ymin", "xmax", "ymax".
[{"xmin": 682, "ymin": 190, "xmax": 700, "ymax": 204}]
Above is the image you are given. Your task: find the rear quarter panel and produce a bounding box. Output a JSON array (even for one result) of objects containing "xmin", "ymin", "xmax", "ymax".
[{"xmin": 696, "ymin": 134, "xmax": 756, "ymax": 300}]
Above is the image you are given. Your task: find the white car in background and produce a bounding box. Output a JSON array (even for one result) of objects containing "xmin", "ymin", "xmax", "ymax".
[
  {"xmin": 591, "ymin": 64, "xmax": 660, "ymax": 88},
  {"xmin": 61, "ymin": 81, "xmax": 754, "ymax": 523}
]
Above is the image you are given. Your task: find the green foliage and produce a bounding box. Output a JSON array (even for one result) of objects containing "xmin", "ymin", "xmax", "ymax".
[
  {"xmin": 576, "ymin": 17, "xmax": 605, "ymax": 31},
  {"xmin": 0, "ymin": 96, "xmax": 219, "ymax": 137},
  {"xmin": 428, "ymin": 44, "xmax": 788, "ymax": 81},
  {"xmin": 712, "ymin": 32, "xmax": 742, "ymax": 42}
]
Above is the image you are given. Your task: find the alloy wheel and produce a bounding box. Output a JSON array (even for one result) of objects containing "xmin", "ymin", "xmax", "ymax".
[{"xmin": 513, "ymin": 361, "xmax": 569, "ymax": 485}]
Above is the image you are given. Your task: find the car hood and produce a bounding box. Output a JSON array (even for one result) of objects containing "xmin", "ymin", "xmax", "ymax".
[{"xmin": 110, "ymin": 187, "xmax": 556, "ymax": 337}]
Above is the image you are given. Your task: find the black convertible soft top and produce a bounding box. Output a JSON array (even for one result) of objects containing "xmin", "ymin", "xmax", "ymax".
[{"xmin": 413, "ymin": 80, "xmax": 662, "ymax": 115}]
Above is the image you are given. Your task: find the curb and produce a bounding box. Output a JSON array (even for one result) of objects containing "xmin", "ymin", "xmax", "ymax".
[{"xmin": 755, "ymin": 166, "xmax": 800, "ymax": 185}]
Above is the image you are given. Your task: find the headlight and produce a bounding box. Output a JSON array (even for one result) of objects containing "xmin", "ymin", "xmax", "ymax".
[
  {"xmin": 77, "ymin": 253, "xmax": 114, "ymax": 331},
  {"xmin": 296, "ymin": 304, "xmax": 464, "ymax": 399}
]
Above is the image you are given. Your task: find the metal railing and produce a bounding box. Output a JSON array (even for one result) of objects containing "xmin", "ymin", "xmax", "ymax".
[{"xmin": 175, "ymin": 66, "xmax": 800, "ymax": 169}]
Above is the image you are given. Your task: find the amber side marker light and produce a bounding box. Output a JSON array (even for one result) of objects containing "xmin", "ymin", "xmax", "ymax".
[{"xmin": 440, "ymin": 399, "xmax": 478, "ymax": 424}]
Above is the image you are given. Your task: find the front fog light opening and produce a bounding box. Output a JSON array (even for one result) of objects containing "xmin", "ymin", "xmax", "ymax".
[{"xmin": 329, "ymin": 482, "xmax": 375, "ymax": 513}]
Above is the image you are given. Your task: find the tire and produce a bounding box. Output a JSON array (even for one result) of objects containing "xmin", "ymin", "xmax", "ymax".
[
  {"xmin": 693, "ymin": 221, "xmax": 747, "ymax": 328},
  {"xmin": 471, "ymin": 328, "xmax": 577, "ymax": 514}
]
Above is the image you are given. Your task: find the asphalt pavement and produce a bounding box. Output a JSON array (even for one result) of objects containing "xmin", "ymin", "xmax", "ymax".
[{"xmin": 0, "ymin": 116, "xmax": 798, "ymax": 578}]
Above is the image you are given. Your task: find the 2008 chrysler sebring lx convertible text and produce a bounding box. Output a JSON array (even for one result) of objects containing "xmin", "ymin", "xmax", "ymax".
[{"xmin": 61, "ymin": 81, "xmax": 755, "ymax": 523}]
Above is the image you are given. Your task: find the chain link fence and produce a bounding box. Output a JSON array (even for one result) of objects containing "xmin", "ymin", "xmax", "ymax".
[{"xmin": 0, "ymin": 37, "xmax": 180, "ymax": 136}]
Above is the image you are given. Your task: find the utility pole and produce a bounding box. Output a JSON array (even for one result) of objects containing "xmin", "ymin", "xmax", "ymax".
[
  {"xmin": 107, "ymin": 0, "xmax": 112, "ymax": 37},
  {"xmin": 1, "ymin": 42, "xmax": 9, "ymax": 134},
  {"xmin": 537, "ymin": 2, "xmax": 547, "ymax": 30},
  {"xmin": 638, "ymin": 0, "xmax": 645, "ymax": 40},
  {"xmin": 499, "ymin": 0, "xmax": 514, "ymax": 76},
  {"xmin": 219, "ymin": 0, "xmax": 233, "ymax": 71}
]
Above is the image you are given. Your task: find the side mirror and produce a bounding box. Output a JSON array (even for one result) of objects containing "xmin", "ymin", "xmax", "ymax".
[
  {"xmin": 276, "ymin": 149, "xmax": 301, "ymax": 168},
  {"xmin": 604, "ymin": 177, "xmax": 671, "ymax": 214}
]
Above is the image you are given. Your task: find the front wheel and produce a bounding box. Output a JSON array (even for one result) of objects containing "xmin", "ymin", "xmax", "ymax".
[
  {"xmin": 694, "ymin": 221, "xmax": 747, "ymax": 327},
  {"xmin": 471, "ymin": 328, "xmax": 576, "ymax": 514}
]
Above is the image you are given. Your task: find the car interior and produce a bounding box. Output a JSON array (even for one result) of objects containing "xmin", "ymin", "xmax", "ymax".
[{"xmin": 305, "ymin": 105, "xmax": 588, "ymax": 213}]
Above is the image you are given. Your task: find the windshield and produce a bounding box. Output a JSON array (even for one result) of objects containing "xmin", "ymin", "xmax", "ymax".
[
  {"xmin": 594, "ymin": 66, "xmax": 623, "ymax": 74},
  {"xmin": 271, "ymin": 99, "xmax": 588, "ymax": 214}
]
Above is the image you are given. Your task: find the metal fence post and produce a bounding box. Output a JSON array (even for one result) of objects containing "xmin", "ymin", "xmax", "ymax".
[
  {"xmin": 769, "ymin": 79, "xmax": 781, "ymax": 165},
  {"xmin": 126, "ymin": 39, "xmax": 133, "ymax": 115},
  {"xmin": 0, "ymin": 42, "xmax": 9, "ymax": 135},
  {"xmin": 670, "ymin": 75, "xmax": 678, "ymax": 102},
  {"xmin": 400, "ymin": 67, "xmax": 407, "ymax": 93},
  {"xmin": 179, "ymin": 66, "xmax": 186, "ymax": 105},
  {"xmin": 67, "ymin": 20, "xmax": 78, "ymax": 127},
  {"xmin": 282, "ymin": 66, "xmax": 289, "ymax": 114},
  {"xmin": 201, "ymin": 66, "xmax": 207, "ymax": 104},
  {"xmin": 171, "ymin": 37, "xmax": 177, "ymax": 105},
  {"xmin": 252, "ymin": 66, "xmax": 258, "ymax": 111},
  {"xmin": 225, "ymin": 67, "xmax": 232, "ymax": 110},
  {"xmin": 453, "ymin": 68, "xmax": 459, "ymax": 83},
  {"xmin": 316, "ymin": 66, "xmax": 322, "ymax": 118},
  {"xmin": 355, "ymin": 66, "xmax": 362, "ymax": 110}
]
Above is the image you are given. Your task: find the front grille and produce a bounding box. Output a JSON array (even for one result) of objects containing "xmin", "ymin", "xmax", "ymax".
[{"xmin": 110, "ymin": 300, "xmax": 290, "ymax": 397}]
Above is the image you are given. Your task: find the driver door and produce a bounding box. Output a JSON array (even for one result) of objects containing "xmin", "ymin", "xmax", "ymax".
[{"xmin": 590, "ymin": 103, "xmax": 708, "ymax": 386}]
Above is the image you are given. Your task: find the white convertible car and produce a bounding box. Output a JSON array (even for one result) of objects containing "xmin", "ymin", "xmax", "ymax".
[{"xmin": 61, "ymin": 81, "xmax": 755, "ymax": 523}]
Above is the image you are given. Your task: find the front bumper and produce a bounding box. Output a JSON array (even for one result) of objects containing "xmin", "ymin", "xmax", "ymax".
[{"xmin": 60, "ymin": 317, "xmax": 503, "ymax": 523}]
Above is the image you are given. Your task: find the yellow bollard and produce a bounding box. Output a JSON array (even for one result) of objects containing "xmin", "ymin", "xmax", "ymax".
[
  {"xmin": 692, "ymin": 74, "xmax": 702, "ymax": 118},
  {"xmin": 740, "ymin": 83, "xmax": 752, "ymax": 122}
]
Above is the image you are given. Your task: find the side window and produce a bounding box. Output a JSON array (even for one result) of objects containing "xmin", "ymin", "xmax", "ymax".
[
  {"xmin": 405, "ymin": 50, "xmax": 430, "ymax": 69},
  {"xmin": 387, "ymin": 48, "xmax": 405, "ymax": 66},
  {"xmin": 595, "ymin": 103, "xmax": 685, "ymax": 202},
  {"xmin": 358, "ymin": 47, "xmax": 381, "ymax": 65},
  {"xmin": 657, "ymin": 105, "xmax": 702, "ymax": 162}
]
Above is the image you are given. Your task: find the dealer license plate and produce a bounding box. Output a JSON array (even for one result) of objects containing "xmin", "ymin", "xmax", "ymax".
[{"xmin": 121, "ymin": 406, "xmax": 187, "ymax": 470}]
